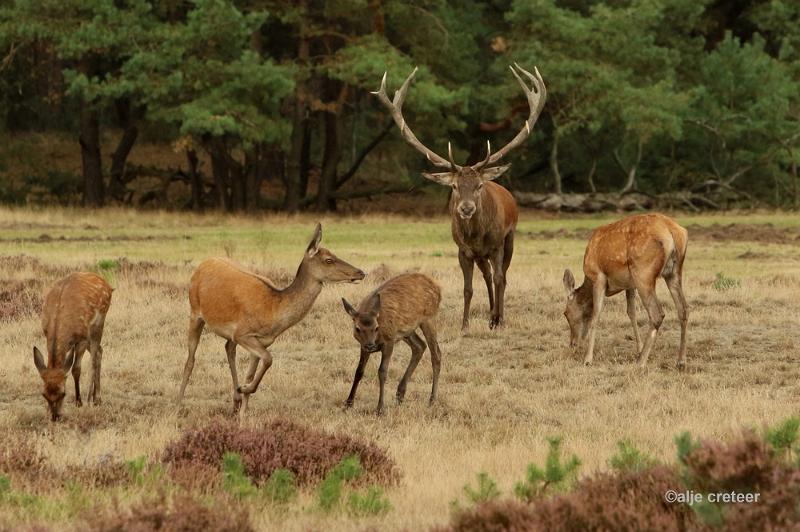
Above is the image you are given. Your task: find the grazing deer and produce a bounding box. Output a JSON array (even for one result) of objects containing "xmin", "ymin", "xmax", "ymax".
[
  {"xmin": 177, "ymin": 223, "xmax": 365, "ymax": 414},
  {"xmin": 33, "ymin": 272, "xmax": 113, "ymax": 421},
  {"xmin": 373, "ymin": 64, "xmax": 546, "ymax": 329},
  {"xmin": 341, "ymin": 273, "xmax": 442, "ymax": 415},
  {"xmin": 562, "ymin": 213, "xmax": 689, "ymax": 368}
]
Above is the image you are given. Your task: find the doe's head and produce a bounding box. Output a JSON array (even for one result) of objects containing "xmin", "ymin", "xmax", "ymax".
[
  {"xmin": 342, "ymin": 293, "xmax": 381, "ymax": 353},
  {"xmin": 423, "ymin": 164, "xmax": 510, "ymax": 220},
  {"xmin": 562, "ymin": 269, "xmax": 592, "ymax": 349},
  {"xmin": 33, "ymin": 346, "xmax": 74, "ymax": 422},
  {"xmin": 302, "ymin": 223, "xmax": 365, "ymax": 284}
]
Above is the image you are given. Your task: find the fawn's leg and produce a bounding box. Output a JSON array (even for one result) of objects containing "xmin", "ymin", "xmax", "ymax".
[
  {"xmin": 346, "ymin": 348, "xmax": 372, "ymax": 408},
  {"xmin": 376, "ymin": 343, "xmax": 394, "ymax": 415},
  {"xmin": 419, "ymin": 320, "xmax": 442, "ymax": 405},
  {"xmin": 72, "ymin": 342, "xmax": 87, "ymax": 406},
  {"xmin": 397, "ymin": 332, "xmax": 426, "ymax": 404},
  {"xmin": 584, "ymin": 274, "xmax": 607, "ymax": 365},
  {"xmin": 626, "ymin": 289, "xmax": 643, "ymax": 354}
]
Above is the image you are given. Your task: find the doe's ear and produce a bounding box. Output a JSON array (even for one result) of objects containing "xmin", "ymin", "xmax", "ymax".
[
  {"xmin": 480, "ymin": 164, "xmax": 511, "ymax": 182},
  {"xmin": 342, "ymin": 298, "xmax": 358, "ymax": 319},
  {"xmin": 563, "ymin": 269, "xmax": 576, "ymax": 298},
  {"xmin": 422, "ymin": 172, "xmax": 455, "ymax": 186},
  {"xmin": 33, "ymin": 347, "xmax": 46, "ymax": 373},
  {"xmin": 62, "ymin": 349, "xmax": 75, "ymax": 372},
  {"xmin": 307, "ymin": 222, "xmax": 322, "ymax": 257}
]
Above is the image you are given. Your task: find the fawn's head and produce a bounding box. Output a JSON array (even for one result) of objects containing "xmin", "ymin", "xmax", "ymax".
[
  {"xmin": 302, "ymin": 223, "xmax": 365, "ymax": 284},
  {"xmin": 342, "ymin": 293, "xmax": 382, "ymax": 353},
  {"xmin": 423, "ymin": 165, "xmax": 510, "ymax": 220},
  {"xmin": 33, "ymin": 346, "xmax": 74, "ymax": 421},
  {"xmin": 562, "ymin": 269, "xmax": 593, "ymax": 349}
]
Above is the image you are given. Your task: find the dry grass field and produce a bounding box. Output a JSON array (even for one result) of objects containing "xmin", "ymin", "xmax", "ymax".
[{"xmin": 1, "ymin": 206, "xmax": 799, "ymax": 530}]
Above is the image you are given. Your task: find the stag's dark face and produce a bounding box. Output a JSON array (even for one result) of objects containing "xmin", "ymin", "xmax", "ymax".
[{"xmin": 422, "ymin": 164, "xmax": 511, "ymax": 221}]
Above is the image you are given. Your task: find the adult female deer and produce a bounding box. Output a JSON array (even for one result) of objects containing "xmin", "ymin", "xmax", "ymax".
[
  {"xmin": 33, "ymin": 272, "xmax": 113, "ymax": 421},
  {"xmin": 562, "ymin": 213, "xmax": 689, "ymax": 368},
  {"xmin": 177, "ymin": 224, "xmax": 365, "ymax": 414},
  {"xmin": 341, "ymin": 273, "xmax": 442, "ymax": 415},
  {"xmin": 373, "ymin": 64, "xmax": 546, "ymax": 329}
]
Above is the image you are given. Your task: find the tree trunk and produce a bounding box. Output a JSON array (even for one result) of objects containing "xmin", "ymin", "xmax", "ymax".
[
  {"xmin": 79, "ymin": 103, "xmax": 104, "ymax": 207},
  {"xmin": 317, "ymin": 110, "xmax": 344, "ymax": 211},
  {"xmin": 587, "ymin": 157, "xmax": 597, "ymax": 193},
  {"xmin": 209, "ymin": 144, "xmax": 230, "ymax": 211},
  {"xmin": 186, "ymin": 149, "xmax": 203, "ymax": 211},
  {"xmin": 298, "ymin": 120, "xmax": 312, "ymax": 199},
  {"xmin": 108, "ymin": 98, "xmax": 139, "ymax": 201},
  {"xmin": 617, "ymin": 138, "xmax": 644, "ymax": 194},
  {"xmin": 549, "ymin": 127, "xmax": 563, "ymax": 194},
  {"xmin": 284, "ymin": 0, "xmax": 310, "ymax": 212}
]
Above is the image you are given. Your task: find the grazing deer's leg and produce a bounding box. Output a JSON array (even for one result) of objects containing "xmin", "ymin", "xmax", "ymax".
[
  {"xmin": 178, "ymin": 316, "xmax": 205, "ymax": 404},
  {"xmin": 584, "ymin": 274, "xmax": 607, "ymax": 365},
  {"xmin": 665, "ymin": 273, "xmax": 689, "ymax": 369},
  {"xmin": 458, "ymin": 249, "xmax": 475, "ymax": 331},
  {"xmin": 419, "ymin": 320, "xmax": 442, "ymax": 405},
  {"xmin": 626, "ymin": 289, "xmax": 642, "ymax": 354},
  {"xmin": 636, "ymin": 285, "xmax": 664, "ymax": 367},
  {"xmin": 476, "ymin": 259, "xmax": 494, "ymax": 314},
  {"xmin": 376, "ymin": 343, "xmax": 395, "ymax": 415},
  {"xmin": 72, "ymin": 342, "xmax": 87, "ymax": 407},
  {"xmin": 346, "ymin": 348, "xmax": 371, "ymax": 408},
  {"xmin": 397, "ymin": 332, "xmax": 426, "ymax": 404},
  {"xmin": 489, "ymin": 247, "xmax": 506, "ymax": 329},
  {"xmin": 225, "ymin": 340, "xmax": 243, "ymax": 412}
]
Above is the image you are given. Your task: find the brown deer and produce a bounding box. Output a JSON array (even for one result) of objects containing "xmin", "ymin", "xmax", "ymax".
[
  {"xmin": 373, "ymin": 64, "xmax": 546, "ymax": 329},
  {"xmin": 341, "ymin": 273, "xmax": 442, "ymax": 415},
  {"xmin": 562, "ymin": 213, "xmax": 689, "ymax": 368},
  {"xmin": 177, "ymin": 223, "xmax": 365, "ymax": 414},
  {"xmin": 33, "ymin": 272, "xmax": 113, "ymax": 421}
]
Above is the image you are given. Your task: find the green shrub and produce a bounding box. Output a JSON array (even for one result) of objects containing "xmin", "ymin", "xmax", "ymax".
[
  {"xmin": 765, "ymin": 417, "xmax": 800, "ymax": 461},
  {"xmin": 608, "ymin": 439, "xmax": 656, "ymax": 473},
  {"xmin": 458, "ymin": 472, "xmax": 501, "ymax": 508},
  {"xmin": 514, "ymin": 437, "xmax": 581, "ymax": 501},
  {"xmin": 222, "ymin": 452, "xmax": 257, "ymax": 499},
  {"xmin": 675, "ymin": 431, "xmax": 701, "ymax": 463},
  {"xmin": 262, "ymin": 468, "xmax": 297, "ymax": 504},
  {"xmin": 712, "ymin": 272, "xmax": 740, "ymax": 291},
  {"xmin": 347, "ymin": 486, "xmax": 392, "ymax": 516},
  {"xmin": 318, "ymin": 455, "xmax": 364, "ymax": 511}
]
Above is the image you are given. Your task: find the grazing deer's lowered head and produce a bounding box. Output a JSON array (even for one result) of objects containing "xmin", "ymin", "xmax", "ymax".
[
  {"xmin": 342, "ymin": 293, "xmax": 381, "ymax": 353},
  {"xmin": 562, "ymin": 269, "xmax": 593, "ymax": 349},
  {"xmin": 33, "ymin": 346, "xmax": 75, "ymax": 421}
]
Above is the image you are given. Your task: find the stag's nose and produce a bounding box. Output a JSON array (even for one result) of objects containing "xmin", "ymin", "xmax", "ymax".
[{"xmin": 458, "ymin": 202, "xmax": 477, "ymax": 219}]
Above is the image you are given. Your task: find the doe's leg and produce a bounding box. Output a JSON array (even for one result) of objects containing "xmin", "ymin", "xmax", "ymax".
[
  {"xmin": 72, "ymin": 342, "xmax": 87, "ymax": 406},
  {"xmin": 177, "ymin": 316, "xmax": 204, "ymax": 404},
  {"xmin": 665, "ymin": 273, "xmax": 689, "ymax": 370},
  {"xmin": 626, "ymin": 289, "xmax": 643, "ymax": 354},
  {"xmin": 636, "ymin": 285, "xmax": 665, "ymax": 367}
]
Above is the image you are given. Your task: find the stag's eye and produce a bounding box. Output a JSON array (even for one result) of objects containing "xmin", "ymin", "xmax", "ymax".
[
  {"xmin": 477, "ymin": 182, "xmax": 483, "ymax": 190},
  {"xmin": 325, "ymin": 258, "xmax": 334, "ymax": 264}
]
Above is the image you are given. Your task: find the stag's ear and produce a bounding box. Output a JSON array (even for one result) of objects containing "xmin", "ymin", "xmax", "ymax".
[
  {"xmin": 481, "ymin": 164, "xmax": 511, "ymax": 182},
  {"xmin": 62, "ymin": 349, "xmax": 75, "ymax": 372},
  {"xmin": 421, "ymin": 172, "xmax": 455, "ymax": 186},
  {"xmin": 307, "ymin": 223, "xmax": 322, "ymax": 257},
  {"xmin": 33, "ymin": 347, "xmax": 46, "ymax": 373},
  {"xmin": 563, "ymin": 269, "xmax": 576, "ymax": 298},
  {"xmin": 342, "ymin": 298, "xmax": 358, "ymax": 319}
]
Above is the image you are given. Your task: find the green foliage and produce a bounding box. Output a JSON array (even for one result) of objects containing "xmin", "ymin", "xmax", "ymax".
[
  {"xmin": 453, "ymin": 471, "xmax": 501, "ymax": 509},
  {"xmin": 712, "ymin": 272, "xmax": 741, "ymax": 291},
  {"xmin": 765, "ymin": 417, "xmax": 800, "ymax": 461},
  {"xmin": 262, "ymin": 468, "xmax": 297, "ymax": 505},
  {"xmin": 221, "ymin": 452, "xmax": 257, "ymax": 499},
  {"xmin": 608, "ymin": 440, "xmax": 657, "ymax": 473},
  {"xmin": 514, "ymin": 437, "xmax": 581, "ymax": 501},
  {"xmin": 0, "ymin": 474, "xmax": 10, "ymax": 495},
  {"xmin": 346, "ymin": 486, "xmax": 392, "ymax": 516},
  {"xmin": 675, "ymin": 431, "xmax": 701, "ymax": 463},
  {"xmin": 317, "ymin": 455, "xmax": 364, "ymax": 511},
  {"xmin": 691, "ymin": 499, "xmax": 725, "ymax": 528}
]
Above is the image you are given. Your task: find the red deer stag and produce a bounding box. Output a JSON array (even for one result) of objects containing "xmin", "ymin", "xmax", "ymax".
[
  {"xmin": 177, "ymin": 224, "xmax": 365, "ymax": 415},
  {"xmin": 562, "ymin": 213, "xmax": 689, "ymax": 368},
  {"xmin": 373, "ymin": 64, "xmax": 545, "ymax": 329},
  {"xmin": 341, "ymin": 273, "xmax": 442, "ymax": 415},
  {"xmin": 33, "ymin": 272, "xmax": 113, "ymax": 421}
]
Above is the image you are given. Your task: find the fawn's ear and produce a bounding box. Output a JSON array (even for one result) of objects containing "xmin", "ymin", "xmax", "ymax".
[
  {"xmin": 342, "ymin": 298, "xmax": 358, "ymax": 319},
  {"xmin": 307, "ymin": 223, "xmax": 322, "ymax": 257},
  {"xmin": 421, "ymin": 172, "xmax": 455, "ymax": 186},
  {"xmin": 563, "ymin": 269, "xmax": 576, "ymax": 298},
  {"xmin": 62, "ymin": 349, "xmax": 75, "ymax": 372},
  {"xmin": 480, "ymin": 164, "xmax": 511, "ymax": 182},
  {"xmin": 366, "ymin": 292, "xmax": 381, "ymax": 315},
  {"xmin": 33, "ymin": 347, "xmax": 46, "ymax": 373}
]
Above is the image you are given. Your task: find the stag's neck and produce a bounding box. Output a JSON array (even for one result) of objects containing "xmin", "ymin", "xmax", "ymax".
[{"xmin": 274, "ymin": 261, "xmax": 323, "ymax": 332}]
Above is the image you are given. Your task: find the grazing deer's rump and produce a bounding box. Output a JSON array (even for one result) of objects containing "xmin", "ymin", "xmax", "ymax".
[
  {"xmin": 562, "ymin": 213, "xmax": 689, "ymax": 368},
  {"xmin": 177, "ymin": 223, "xmax": 365, "ymax": 416},
  {"xmin": 342, "ymin": 273, "xmax": 442, "ymax": 415},
  {"xmin": 34, "ymin": 272, "xmax": 113, "ymax": 421},
  {"xmin": 373, "ymin": 63, "xmax": 545, "ymax": 329}
]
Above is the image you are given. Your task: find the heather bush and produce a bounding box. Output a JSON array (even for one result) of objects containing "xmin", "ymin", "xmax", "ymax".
[
  {"xmin": 162, "ymin": 418, "xmax": 400, "ymax": 487},
  {"xmin": 681, "ymin": 430, "xmax": 773, "ymax": 493},
  {"xmin": 0, "ymin": 279, "xmax": 43, "ymax": 321},
  {"xmin": 514, "ymin": 437, "xmax": 581, "ymax": 501}
]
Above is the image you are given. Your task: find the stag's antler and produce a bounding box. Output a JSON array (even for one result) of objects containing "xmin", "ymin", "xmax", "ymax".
[
  {"xmin": 471, "ymin": 63, "xmax": 546, "ymax": 171},
  {"xmin": 371, "ymin": 68, "xmax": 460, "ymax": 171}
]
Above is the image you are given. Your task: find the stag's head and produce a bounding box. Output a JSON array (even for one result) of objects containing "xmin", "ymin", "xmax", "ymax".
[
  {"xmin": 33, "ymin": 346, "xmax": 74, "ymax": 421},
  {"xmin": 372, "ymin": 63, "xmax": 546, "ymax": 221},
  {"xmin": 303, "ymin": 223, "xmax": 366, "ymax": 284}
]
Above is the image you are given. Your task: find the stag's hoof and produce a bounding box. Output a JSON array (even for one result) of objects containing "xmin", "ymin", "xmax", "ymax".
[
  {"xmin": 92, "ymin": 397, "xmax": 102, "ymax": 406},
  {"xmin": 489, "ymin": 316, "xmax": 503, "ymax": 329},
  {"xmin": 676, "ymin": 361, "xmax": 686, "ymax": 371},
  {"xmin": 343, "ymin": 400, "xmax": 354, "ymax": 410},
  {"xmin": 75, "ymin": 399, "xmax": 83, "ymax": 407},
  {"xmin": 375, "ymin": 406, "xmax": 385, "ymax": 416}
]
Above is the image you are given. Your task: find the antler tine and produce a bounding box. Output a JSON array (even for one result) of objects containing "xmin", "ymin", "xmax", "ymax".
[
  {"xmin": 371, "ymin": 68, "xmax": 456, "ymax": 170},
  {"xmin": 479, "ymin": 63, "xmax": 546, "ymax": 168},
  {"xmin": 447, "ymin": 141, "xmax": 459, "ymax": 170},
  {"xmin": 471, "ymin": 140, "xmax": 492, "ymax": 170}
]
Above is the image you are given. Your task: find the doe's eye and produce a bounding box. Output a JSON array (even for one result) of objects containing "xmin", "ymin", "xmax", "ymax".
[{"xmin": 325, "ymin": 258, "xmax": 334, "ymax": 264}]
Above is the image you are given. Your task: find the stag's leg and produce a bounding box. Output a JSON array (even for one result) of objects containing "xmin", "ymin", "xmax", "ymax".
[
  {"xmin": 458, "ymin": 250, "xmax": 474, "ymax": 331},
  {"xmin": 502, "ymin": 231, "xmax": 514, "ymax": 276},
  {"xmin": 476, "ymin": 259, "xmax": 494, "ymax": 314},
  {"xmin": 419, "ymin": 320, "xmax": 442, "ymax": 405},
  {"xmin": 72, "ymin": 342, "xmax": 87, "ymax": 407},
  {"xmin": 584, "ymin": 275, "xmax": 607, "ymax": 365},
  {"xmin": 178, "ymin": 315, "xmax": 205, "ymax": 404},
  {"xmin": 626, "ymin": 289, "xmax": 643, "ymax": 354},
  {"xmin": 665, "ymin": 273, "xmax": 689, "ymax": 370},
  {"xmin": 376, "ymin": 343, "xmax": 394, "ymax": 415},
  {"xmin": 346, "ymin": 348, "xmax": 372, "ymax": 408},
  {"xmin": 397, "ymin": 332, "xmax": 426, "ymax": 405},
  {"xmin": 636, "ymin": 285, "xmax": 664, "ymax": 368},
  {"xmin": 225, "ymin": 340, "xmax": 243, "ymax": 413},
  {"xmin": 489, "ymin": 247, "xmax": 507, "ymax": 329}
]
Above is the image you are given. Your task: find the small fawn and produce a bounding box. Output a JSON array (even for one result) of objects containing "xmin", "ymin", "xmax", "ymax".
[
  {"xmin": 342, "ymin": 273, "xmax": 442, "ymax": 415},
  {"xmin": 562, "ymin": 213, "xmax": 689, "ymax": 368},
  {"xmin": 33, "ymin": 272, "xmax": 113, "ymax": 421}
]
